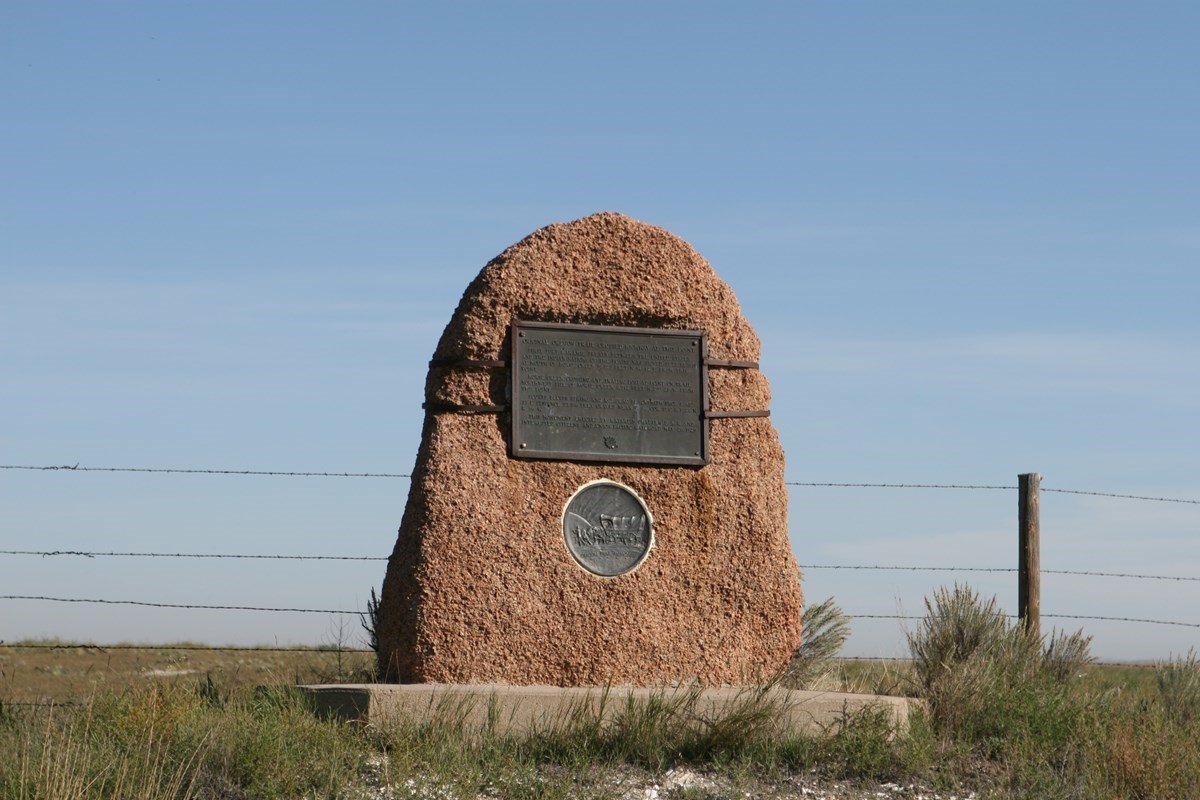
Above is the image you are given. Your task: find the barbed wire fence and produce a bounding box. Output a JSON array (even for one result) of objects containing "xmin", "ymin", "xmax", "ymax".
[{"xmin": 3, "ymin": 463, "xmax": 1198, "ymax": 669}]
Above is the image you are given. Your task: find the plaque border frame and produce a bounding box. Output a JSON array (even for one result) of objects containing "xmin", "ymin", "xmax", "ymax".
[{"xmin": 511, "ymin": 320, "xmax": 710, "ymax": 466}]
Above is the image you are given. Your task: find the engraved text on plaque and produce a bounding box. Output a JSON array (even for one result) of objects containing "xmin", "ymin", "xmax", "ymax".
[{"xmin": 512, "ymin": 321, "xmax": 707, "ymax": 465}]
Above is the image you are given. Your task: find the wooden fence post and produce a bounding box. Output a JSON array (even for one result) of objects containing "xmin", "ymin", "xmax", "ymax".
[{"xmin": 1018, "ymin": 472, "xmax": 1041, "ymax": 638}]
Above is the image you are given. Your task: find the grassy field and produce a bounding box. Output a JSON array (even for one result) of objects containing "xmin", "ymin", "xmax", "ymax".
[
  {"xmin": 0, "ymin": 639, "xmax": 1161, "ymax": 707},
  {"xmin": 0, "ymin": 640, "xmax": 375, "ymax": 705},
  {"xmin": 3, "ymin": 588, "xmax": 1199, "ymax": 799}
]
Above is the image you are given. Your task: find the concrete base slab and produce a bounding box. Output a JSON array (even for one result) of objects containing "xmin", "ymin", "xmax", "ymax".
[{"xmin": 297, "ymin": 684, "xmax": 913, "ymax": 738}]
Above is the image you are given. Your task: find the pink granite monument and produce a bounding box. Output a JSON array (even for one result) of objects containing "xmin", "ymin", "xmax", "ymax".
[{"xmin": 376, "ymin": 212, "xmax": 802, "ymax": 685}]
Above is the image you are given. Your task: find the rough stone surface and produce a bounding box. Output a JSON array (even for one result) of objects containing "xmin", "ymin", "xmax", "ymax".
[{"xmin": 377, "ymin": 212, "xmax": 802, "ymax": 686}]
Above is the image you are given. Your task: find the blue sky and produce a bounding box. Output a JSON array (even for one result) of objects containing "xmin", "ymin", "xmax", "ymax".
[{"xmin": 3, "ymin": 3, "xmax": 1198, "ymax": 661}]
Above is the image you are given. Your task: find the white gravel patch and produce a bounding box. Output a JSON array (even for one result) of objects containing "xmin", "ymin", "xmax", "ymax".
[{"xmin": 341, "ymin": 755, "xmax": 979, "ymax": 800}]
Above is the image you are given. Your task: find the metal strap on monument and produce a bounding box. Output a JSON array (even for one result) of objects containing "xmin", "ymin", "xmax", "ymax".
[
  {"xmin": 425, "ymin": 356, "xmax": 508, "ymax": 413},
  {"xmin": 705, "ymin": 409, "xmax": 771, "ymax": 419},
  {"xmin": 704, "ymin": 358, "xmax": 758, "ymax": 369},
  {"xmin": 431, "ymin": 357, "xmax": 752, "ymax": 370},
  {"xmin": 703, "ymin": 357, "xmax": 764, "ymax": 418},
  {"xmin": 422, "ymin": 401, "xmax": 508, "ymax": 414},
  {"xmin": 423, "ymin": 404, "xmax": 768, "ymax": 418}
]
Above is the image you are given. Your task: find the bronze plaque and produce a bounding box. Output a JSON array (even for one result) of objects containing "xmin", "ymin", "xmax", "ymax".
[
  {"xmin": 512, "ymin": 321, "xmax": 707, "ymax": 465},
  {"xmin": 562, "ymin": 480, "xmax": 653, "ymax": 577}
]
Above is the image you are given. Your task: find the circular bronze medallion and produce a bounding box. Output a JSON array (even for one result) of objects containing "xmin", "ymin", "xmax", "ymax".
[{"xmin": 562, "ymin": 480, "xmax": 653, "ymax": 577}]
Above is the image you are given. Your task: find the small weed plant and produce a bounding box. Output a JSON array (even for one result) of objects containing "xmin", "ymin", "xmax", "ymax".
[{"xmin": 783, "ymin": 596, "xmax": 852, "ymax": 689}]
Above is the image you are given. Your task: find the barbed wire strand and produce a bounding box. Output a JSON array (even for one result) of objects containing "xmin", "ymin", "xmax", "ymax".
[
  {"xmin": 786, "ymin": 481, "xmax": 1011, "ymax": 490},
  {"xmin": 0, "ymin": 642, "xmax": 371, "ymax": 653},
  {"xmin": 1044, "ymin": 613, "xmax": 1200, "ymax": 629},
  {"xmin": 10, "ymin": 596, "xmax": 1189, "ymax": 627},
  {"xmin": 0, "ymin": 595, "xmax": 358, "ymax": 614},
  {"xmin": 800, "ymin": 564, "xmax": 1200, "ymax": 582},
  {"xmin": 790, "ymin": 481, "xmax": 1200, "ymax": 505},
  {"xmin": 4, "ymin": 468, "xmax": 1011, "ymax": 490},
  {"xmin": 1042, "ymin": 487, "xmax": 1200, "ymax": 505},
  {"xmin": 0, "ymin": 464, "xmax": 411, "ymax": 478},
  {"xmin": 7, "ymin": 464, "xmax": 1199, "ymax": 504},
  {"xmin": 3, "ymin": 553, "xmax": 1194, "ymax": 583},
  {"xmin": 848, "ymin": 613, "xmax": 1200, "ymax": 629},
  {"xmin": 801, "ymin": 564, "xmax": 1015, "ymax": 573},
  {"xmin": 1045, "ymin": 569, "xmax": 1200, "ymax": 582},
  {"xmin": 0, "ymin": 550, "xmax": 387, "ymax": 561},
  {"xmin": 833, "ymin": 655, "xmax": 1161, "ymax": 669},
  {"xmin": 0, "ymin": 648, "xmax": 1162, "ymax": 674}
]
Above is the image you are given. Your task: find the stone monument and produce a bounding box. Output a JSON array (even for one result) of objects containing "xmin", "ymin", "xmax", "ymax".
[{"xmin": 376, "ymin": 212, "xmax": 803, "ymax": 686}]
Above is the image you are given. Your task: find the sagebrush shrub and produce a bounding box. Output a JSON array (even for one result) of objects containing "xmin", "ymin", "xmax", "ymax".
[
  {"xmin": 907, "ymin": 584, "xmax": 1009, "ymax": 695},
  {"xmin": 905, "ymin": 583, "xmax": 1093, "ymax": 756},
  {"xmin": 1157, "ymin": 648, "xmax": 1200, "ymax": 726},
  {"xmin": 1042, "ymin": 628, "xmax": 1095, "ymax": 683}
]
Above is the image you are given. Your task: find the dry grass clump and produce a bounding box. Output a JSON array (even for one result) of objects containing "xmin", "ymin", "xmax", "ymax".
[
  {"xmin": 0, "ymin": 683, "xmax": 375, "ymax": 800},
  {"xmin": 782, "ymin": 596, "xmax": 912, "ymax": 696},
  {"xmin": 3, "ymin": 701, "xmax": 203, "ymax": 800},
  {"xmin": 782, "ymin": 596, "xmax": 852, "ymax": 689}
]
